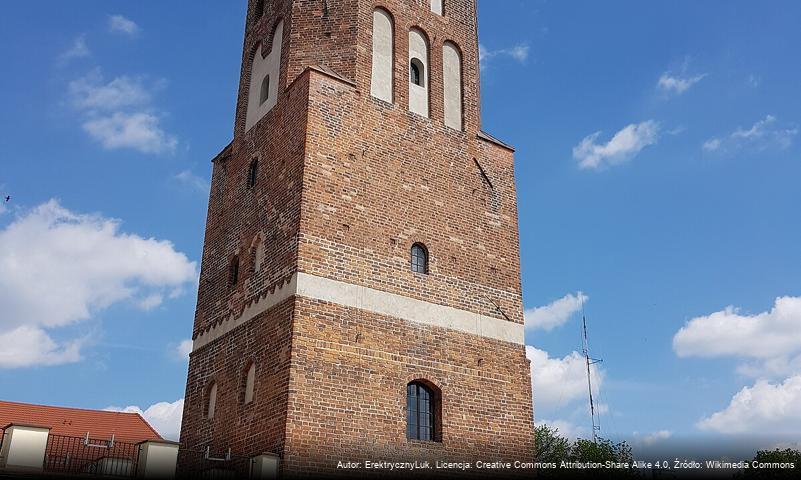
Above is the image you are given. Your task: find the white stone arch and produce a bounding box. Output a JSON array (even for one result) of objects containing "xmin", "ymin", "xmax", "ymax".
[
  {"xmin": 408, "ymin": 28, "xmax": 430, "ymax": 118},
  {"xmin": 442, "ymin": 41, "xmax": 463, "ymax": 131},
  {"xmin": 370, "ymin": 8, "xmax": 394, "ymax": 103},
  {"xmin": 246, "ymin": 20, "xmax": 284, "ymax": 131}
]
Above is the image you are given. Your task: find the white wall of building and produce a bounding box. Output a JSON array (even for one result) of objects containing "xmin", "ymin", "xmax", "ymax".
[{"xmin": 245, "ymin": 21, "xmax": 284, "ymax": 132}]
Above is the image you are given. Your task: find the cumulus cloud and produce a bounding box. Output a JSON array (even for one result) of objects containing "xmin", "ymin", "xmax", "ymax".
[
  {"xmin": 176, "ymin": 339, "xmax": 193, "ymax": 361},
  {"xmin": 702, "ymin": 115, "xmax": 797, "ymax": 154},
  {"xmin": 527, "ymin": 346, "xmax": 604, "ymax": 413},
  {"xmin": 673, "ymin": 296, "xmax": 801, "ymax": 361},
  {"xmin": 573, "ymin": 121, "xmax": 660, "ymax": 170},
  {"xmin": 0, "ymin": 200, "xmax": 197, "ymax": 368},
  {"xmin": 0, "ymin": 326, "xmax": 83, "ymax": 369},
  {"xmin": 536, "ymin": 418, "xmax": 588, "ymax": 441},
  {"xmin": 69, "ymin": 71, "xmax": 156, "ymax": 111},
  {"xmin": 479, "ymin": 43, "xmax": 530, "ymax": 70},
  {"xmin": 59, "ymin": 34, "xmax": 91, "ymax": 64},
  {"xmin": 68, "ymin": 71, "xmax": 176, "ymax": 155},
  {"xmin": 698, "ymin": 376, "xmax": 801, "ymax": 435},
  {"xmin": 525, "ymin": 292, "xmax": 587, "ymax": 332},
  {"xmin": 657, "ymin": 72, "xmax": 706, "ymax": 95},
  {"xmin": 106, "ymin": 399, "xmax": 184, "ymax": 440},
  {"xmin": 108, "ymin": 15, "xmax": 140, "ymax": 36},
  {"xmin": 674, "ymin": 296, "xmax": 801, "ymax": 436},
  {"xmin": 642, "ymin": 430, "xmax": 672, "ymax": 446},
  {"xmin": 174, "ymin": 170, "xmax": 210, "ymax": 193},
  {"xmin": 83, "ymin": 112, "xmax": 177, "ymax": 154}
]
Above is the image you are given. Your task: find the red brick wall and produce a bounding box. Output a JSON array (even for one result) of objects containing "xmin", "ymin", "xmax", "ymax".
[{"xmin": 181, "ymin": 0, "xmax": 535, "ymax": 475}]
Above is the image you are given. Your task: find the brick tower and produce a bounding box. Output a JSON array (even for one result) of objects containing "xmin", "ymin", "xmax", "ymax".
[{"xmin": 179, "ymin": 0, "xmax": 536, "ymax": 476}]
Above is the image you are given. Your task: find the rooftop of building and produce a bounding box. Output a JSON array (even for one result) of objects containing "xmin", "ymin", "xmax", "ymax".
[{"xmin": 0, "ymin": 400, "xmax": 162, "ymax": 443}]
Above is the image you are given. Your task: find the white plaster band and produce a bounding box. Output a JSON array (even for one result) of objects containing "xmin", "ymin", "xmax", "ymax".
[{"xmin": 193, "ymin": 273, "xmax": 524, "ymax": 351}]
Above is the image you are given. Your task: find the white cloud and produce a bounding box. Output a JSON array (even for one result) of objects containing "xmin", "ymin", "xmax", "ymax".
[
  {"xmin": 479, "ymin": 43, "xmax": 530, "ymax": 70},
  {"xmin": 0, "ymin": 200, "xmax": 197, "ymax": 368},
  {"xmin": 674, "ymin": 296, "xmax": 801, "ymax": 379},
  {"xmin": 525, "ymin": 292, "xmax": 587, "ymax": 332},
  {"xmin": 702, "ymin": 115, "xmax": 798, "ymax": 154},
  {"xmin": 698, "ymin": 376, "xmax": 801, "ymax": 435},
  {"xmin": 83, "ymin": 112, "xmax": 177, "ymax": 154},
  {"xmin": 67, "ymin": 70, "xmax": 176, "ymax": 155},
  {"xmin": 657, "ymin": 72, "xmax": 706, "ymax": 95},
  {"xmin": 174, "ymin": 170, "xmax": 210, "ymax": 193},
  {"xmin": 536, "ymin": 418, "xmax": 588, "ymax": 441},
  {"xmin": 0, "ymin": 326, "xmax": 83, "ymax": 369},
  {"xmin": 573, "ymin": 121, "xmax": 660, "ymax": 170},
  {"xmin": 108, "ymin": 15, "xmax": 140, "ymax": 36},
  {"xmin": 642, "ymin": 430, "xmax": 672, "ymax": 446},
  {"xmin": 106, "ymin": 399, "xmax": 184, "ymax": 440},
  {"xmin": 702, "ymin": 137, "xmax": 721, "ymax": 152},
  {"xmin": 69, "ymin": 71, "xmax": 155, "ymax": 111},
  {"xmin": 527, "ymin": 346, "xmax": 604, "ymax": 413},
  {"xmin": 136, "ymin": 293, "xmax": 164, "ymax": 311},
  {"xmin": 673, "ymin": 297, "xmax": 801, "ymax": 361},
  {"xmin": 59, "ymin": 34, "xmax": 91, "ymax": 64},
  {"xmin": 176, "ymin": 339, "xmax": 193, "ymax": 361}
]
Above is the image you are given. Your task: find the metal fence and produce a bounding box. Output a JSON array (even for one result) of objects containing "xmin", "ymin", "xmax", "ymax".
[
  {"xmin": 43, "ymin": 433, "xmax": 140, "ymax": 477},
  {"xmin": 177, "ymin": 447, "xmax": 253, "ymax": 479},
  {"xmin": 0, "ymin": 430, "xmax": 6, "ymax": 466}
]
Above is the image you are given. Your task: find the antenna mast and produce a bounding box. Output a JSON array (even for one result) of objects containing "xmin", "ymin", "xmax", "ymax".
[{"xmin": 581, "ymin": 303, "xmax": 603, "ymax": 443}]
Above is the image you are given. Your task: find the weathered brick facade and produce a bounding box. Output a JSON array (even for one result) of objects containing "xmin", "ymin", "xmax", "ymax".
[{"xmin": 179, "ymin": 0, "xmax": 535, "ymax": 477}]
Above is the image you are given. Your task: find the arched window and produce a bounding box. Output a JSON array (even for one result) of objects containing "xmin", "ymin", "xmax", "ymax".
[
  {"xmin": 370, "ymin": 8, "xmax": 394, "ymax": 102},
  {"xmin": 408, "ymin": 29, "xmax": 430, "ymax": 117},
  {"xmin": 407, "ymin": 381, "xmax": 440, "ymax": 441},
  {"xmin": 244, "ymin": 363, "xmax": 256, "ymax": 404},
  {"xmin": 206, "ymin": 382, "xmax": 218, "ymax": 419},
  {"xmin": 229, "ymin": 256, "xmax": 240, "ymax": 287},
  {"xmin": 247, "ymin": 159, "xmax": 259, "ymax": 189},
  {"xmin": 411, "ymin": 243, "xmax": 428, "ymax": 274},
  {"xmin": 259, "ymin": 75, "xmax": 270, "ymax": 105},
  {"xmin": 410, "ymin": 59, "xmax": 424, "ymax": 87}
]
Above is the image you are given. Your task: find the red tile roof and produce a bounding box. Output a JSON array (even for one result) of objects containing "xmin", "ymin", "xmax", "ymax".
[{"xmin": 0, "ymin": 400, "xmax": 162, "ymax": 443}]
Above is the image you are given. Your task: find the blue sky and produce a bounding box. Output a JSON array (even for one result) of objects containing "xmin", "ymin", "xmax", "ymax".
[{"xmin": 1, "ymin": 1, "xmax": 800, "ymax": 450}]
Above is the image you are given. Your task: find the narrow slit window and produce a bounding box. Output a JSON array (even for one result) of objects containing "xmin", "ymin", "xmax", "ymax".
[
  {"xmin": 247, "ymin": 159, "xmax": 259, "ymax": 189},
  {"xmin": 244, "ymin": 363, "xmax": 256, "ymax": 404},
  {"xmin": 229, "ymin": 256, "xmax": 240, "ymax": 287},
  {"xmin": 207, "ymin": 383, "xmax": 217, "ymax": 419},
  {"xmin": 259, "ymin": 75, "xmax": 270, "ymax": 105}
]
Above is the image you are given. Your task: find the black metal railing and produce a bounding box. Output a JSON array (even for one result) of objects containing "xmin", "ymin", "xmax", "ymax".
[
  {"xmin": 177, "ymin": 447, "xmax": 253, "ymax": 479},
  {"xmin": 43, "ymin": 433, "xmax": 139, "ymax": 477},
  {"xmin": 0, "ymin": 430, "xmax": 7, "ymax": 466}
]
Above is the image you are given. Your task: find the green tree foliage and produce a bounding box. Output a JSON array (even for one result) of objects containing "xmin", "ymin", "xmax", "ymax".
[
  {"xmin": 535, "ymin": 424, "xmax": 571, "ymax": 463},
  {"xmin": 535, "ymin": 424, "xmax": 638, "ymax": 478},
  {"xmin": 742, "ymin": 448, "xmax": 801, "ymax": 479},
  {"xmin": 570, "ymin": 437, "xmax": 634, "ymax": 465}
]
